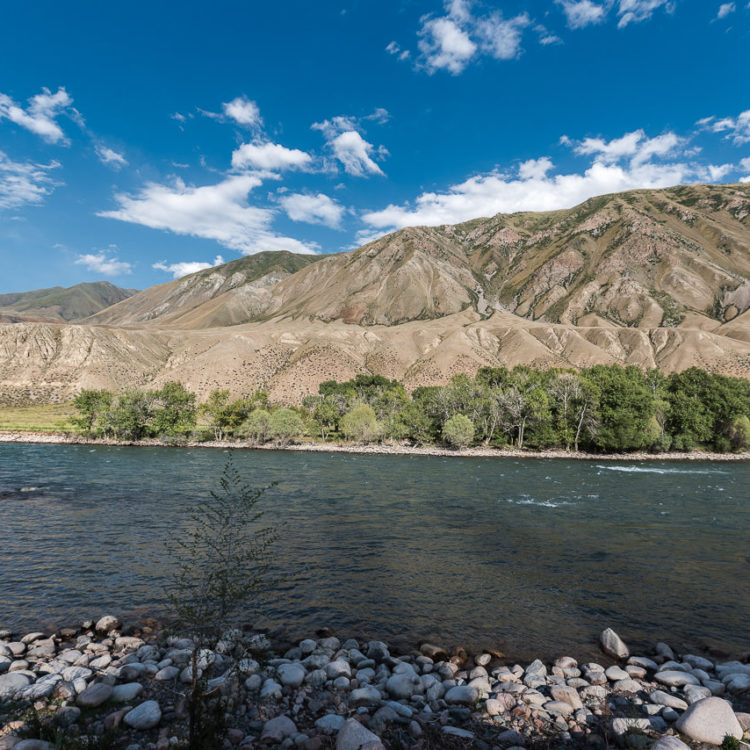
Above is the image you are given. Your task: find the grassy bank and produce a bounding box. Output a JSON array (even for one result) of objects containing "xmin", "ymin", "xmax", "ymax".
[{"xmin": 0, "ymin": 402, "xmax": 76, "ymax": 433}]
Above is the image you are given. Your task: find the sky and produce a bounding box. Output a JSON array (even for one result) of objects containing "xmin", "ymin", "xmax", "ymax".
[{"xmin": 0, "ymin": 0, "xmax": 749, "ymax": 293}]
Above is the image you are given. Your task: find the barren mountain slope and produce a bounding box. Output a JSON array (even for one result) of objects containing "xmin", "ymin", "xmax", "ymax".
[
  {"xmin": 87, "ymin": 184, "xmax": 750, "ymax": 331},
  {"xmin": 2, "ymin": 311, "xmax": 750, "ymax": 405},
  {"xmin": 84, "ymin": 251, "xmax": 323, "ymax": 327},
  {"xmin": 261, "ymin": 183, "xmax": 750, "ymax": 328},
  {"xmin": 0, "ymin": 282, "xmax": 136, "ymax": 324}
]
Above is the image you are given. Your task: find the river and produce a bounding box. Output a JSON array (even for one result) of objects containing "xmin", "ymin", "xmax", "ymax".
[{"xmin": 1, "ymin": 443, "xmax": 747, "ymax": 660}]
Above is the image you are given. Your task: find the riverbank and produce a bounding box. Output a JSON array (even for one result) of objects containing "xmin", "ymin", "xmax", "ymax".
[
  {"xmin": 2, "ymin": 430, "xmax": 750, "ymax": 462},
  {"xmin": 1, "ymin": 617, "xmax": 749, "ymax": 750}
]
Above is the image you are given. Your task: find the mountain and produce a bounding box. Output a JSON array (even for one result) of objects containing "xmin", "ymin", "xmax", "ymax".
[
  {"xmin": 0, "ymin": 282, "xmax": 137, "ymax": 324},
  {"xmin": 85, "ymin": 183, "xmax": 750, "ymax": 332},
  {"xmin": 1, "ymin": 183, "xmax": 750, "ymax": 406},
  {"xmin": 85, "ymin": 251, "xmax": 324, "ymax": 327}
]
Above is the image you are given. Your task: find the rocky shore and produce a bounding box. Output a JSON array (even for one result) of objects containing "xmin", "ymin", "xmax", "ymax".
[
  {"xmin": 1, "ymin": 431, "xmax": 749, "ymax": 462},
  {"xmin": 1, "ymin": 618, "xmax": 749, "ymax": 750}
]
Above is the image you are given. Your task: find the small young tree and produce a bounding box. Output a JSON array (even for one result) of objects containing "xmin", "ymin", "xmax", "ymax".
[
  {"xmin": 340, "ymin": 404, "xmax": 384, "ymax": 443},
  {"xmin": 442, "ymin": 414, "xmax": 475, "ymax": 449},
  {"xmin": 238, "ymin": 408, "xmax": 271, "ymax": 443},
  {"xmin": 169, "ymin": 453, "xmax": 278, "ymax": 749}
]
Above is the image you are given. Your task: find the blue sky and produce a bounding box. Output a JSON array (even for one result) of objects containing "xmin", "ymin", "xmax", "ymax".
[{"xmin": 1, "ymin": 0, "xmax": 749, "ymax": 293}]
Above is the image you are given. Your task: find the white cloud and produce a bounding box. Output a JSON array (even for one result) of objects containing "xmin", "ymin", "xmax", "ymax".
[
  {"xmin": 222, "ymin": 96, "xmax": 261, "ymax": 128},
  {"xmin": 557, "ymin": 0, "xmax": 674, "ymax": 29},
  {"xmin": 534, "ymin": 25, "xmax": 562, "ymax": 44},
  {"xmin": 312, "ymin": 117, "xmax": 387, "ymax": 177},
  {"xmin": 0, "ymin": 87, "xmax": 73, "ymax": 144},
  {"xmin": 98, "ymin": 175, "xmax": 318, "ymax": 255},
  {"xmin": 418, "ymin": 14, "xmax": 477, "ymax": 74},
  {"xmin": 280, "ymin": 192, "xmax": 345, "ymax": 228},
  {"xmin": 153, "ymin": 254, "xmax": 225, "ymax": 279},
  {"xmin": 75, "ymin": 251, "xmax": 132, "ymax": 276},
  {"xmin": 386, "ymin": 41, "xmax": 411, "ymax": 60},
  {"xmin": 361, "ymin": 128, "xmax": 724, "ymax": 231},
  {"xmin": 707, "ymin": 163, "xmax": 732, "ymax": 180},
  {"xmin": 557, "ymin": 0, "xmax": 608, "ymax": 29},
  {"xmin": 616, "ymin": 0, "xmax": 673, "ymax": 28},
  {"xmin": 717, "ymin": 2, "xmax": 736, "ymax": 17},
  {"xmin": 0, "ymin": 151, "xmax": 61, "ymax": 209},
  {"xmin": 231, "ymin": 141, "xmax": 311, "ymax": 171},
  {"xmin": 95, "ymin": 145, "xmax": 128, "ymax": 170},
  {"xmin": 476, "ymin": 12, "xmax": 530, "ymax": 60},
  {"xmin": 568, "ymin": 129, "xmax": 682, "ymax": 165},
  {"xmin": 330, "ymin": 131, "xmax": 385, "ymax": 177},
  {"xmin": 698, "ymin": 110, "xmax": 750, "ymax": 145}
]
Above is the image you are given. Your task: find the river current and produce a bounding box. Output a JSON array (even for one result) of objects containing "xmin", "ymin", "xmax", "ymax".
[{"xmin": 1, "ymin": 443, "xmax": 747, "ymax": 660}]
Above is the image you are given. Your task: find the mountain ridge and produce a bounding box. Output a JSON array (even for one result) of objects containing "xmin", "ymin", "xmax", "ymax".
[
  {"xmin": 1, "ymin": 183, "xmax": 750, "ymax": 405},
  {"xmin": 0, "ymin": 281, "xmax": 137, "ymax": 324}
]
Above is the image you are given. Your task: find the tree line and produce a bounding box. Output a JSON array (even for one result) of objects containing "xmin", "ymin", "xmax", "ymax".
[{"xmin": 72, "ymin": 365, "xmax": 750, "ymax": 453}]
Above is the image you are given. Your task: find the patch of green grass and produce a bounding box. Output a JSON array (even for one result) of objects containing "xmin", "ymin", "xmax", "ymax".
[{"xmin": 0, "ymin": 402, "xmax": 76, "ymax": 433}]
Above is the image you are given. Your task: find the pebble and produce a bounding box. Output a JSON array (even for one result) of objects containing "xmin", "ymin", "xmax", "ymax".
[{"xmin": 335, "ymin": 718, "xmax": 384, "ymax": 750}]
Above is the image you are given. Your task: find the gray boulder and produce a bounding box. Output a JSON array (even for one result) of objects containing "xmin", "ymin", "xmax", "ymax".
[
  {"xmin": 674, "ymin": 697, "xmax": 742, "ymax": 744},
  {"xmin": 261, "ymin": 715, "xmax": 297, "ymax": 743},
  {"xmin": 123, "ymin": 700, "xmax": 161, "ymax": 730},
  {"xmin": 0, "ymin": 672, "xmax": 31, "ymax": 699},
  {"xmin": 600, "ymin": 628, "xmax": 629, "ymax": 659},
  {"xmin": 336, "ymin": 718, "xmax": 385, "ymax": 750},
  {"xmin": 445, "ymin": 685, "xmax": 479, "ymax": 705},
  {"xmin": 76, "ymin": 682, "xmax": 113, "ymax": 708}
]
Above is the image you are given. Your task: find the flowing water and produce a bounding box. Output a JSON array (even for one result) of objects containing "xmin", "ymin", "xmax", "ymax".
[{"xmin": 1, "ymin": 443, "xmax": 748, "ymax": 660}]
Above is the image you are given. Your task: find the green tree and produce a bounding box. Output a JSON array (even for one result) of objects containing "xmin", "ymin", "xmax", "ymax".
[
  {"xmin": 106, "ymin": 389, "xmax": 153, "ymax": 440},
  {"xmin": 151, "ymin": 381, "xmax": 197, "ymax": 437},
  {"xmin": 340, "ymin": 404, "xmax": 384, "ymax": 443},
  {"xmin": 442, "ymin": 414, "xmax": 475, "ymax": 449},
  {"xmin": 71, "ymin": 389, "xmax": 113, "ymax": 436},
  {"xmin": 268, "ymin": 408, "xmax": 305, "ymax": 444},
  {"xmin": 586, "ymin": 365, "xmax": 655, "ymax": 452}
]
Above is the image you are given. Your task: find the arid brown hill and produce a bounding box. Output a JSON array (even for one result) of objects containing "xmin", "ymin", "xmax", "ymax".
[{"xmin": 1, "ymin": 184, "xmax": 749, "ymax": 405}]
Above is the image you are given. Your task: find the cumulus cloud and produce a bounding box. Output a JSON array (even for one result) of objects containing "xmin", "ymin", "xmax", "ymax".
[
  {"xmin": 361, "ymin": 128, "xmax": 727, "ymax": 231},
  {"xmin": 231, "ymin": 141, "xmax": 311, "ymax": 171},
  {"xmin": 0, "ymin": 151, "xmax": 61, "ymax": 210},
  {"xmin": 418, "ymin": 13, "xmax": 477, "ymax": 74},
  {"xmin": 0, "ymin": 87, "xmax": 73, "ymax": 144},
  {"xmin": 740, "ymin": 157, "xmax": 750, "ymax": 183},
  {"xmin": 557, "ymin": 0, "xmax": 674, "ymax": 29},
  {"xmin": 417, "ymin": 1, "xmax": 530, "ymax": 73},
  {"xmin": 312, "ymin": 116, "xmax": 387, "ymax": 177},
  {"xmin": 475, "ymin": 12, "xmax": 531, "ymax": 60},
  {"xmin": 280, "ymin": 192, "xmax": 345, "ymax": 228},
  {"xmin": 153, "ymin": 254, "xmax": 225, "ymax": 279},
  {"xmin": 222, "ymin": 96, "xmax": 261, "ymax": 127},
  {"xmin": 717, "ymin": 2, "xmax": 736, "ymax": 17},
  {"xmin": 75, "ymin": 250, "xmax": 132, "ymax": 276},
  {"xmin": 97, "ymin": 174, "xmax": 318, "ymax": 255},
  {"xmin": 568, "ymin": 129, "xmax": 683, "ymax": 165},
  {"xmin": 95, "ymin": 145, "xmax": 128, "ymax": 169},
  {"xmin": 616, "ymin": 0, "xmax": 674, "ymax": 27},
  {"xmin": 698, "ymin": 110, "xmax": 750, "ymax": 145},
  {"xmin": 557, "ymin": 0, "xmax": 608, "ymax": 28}
]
